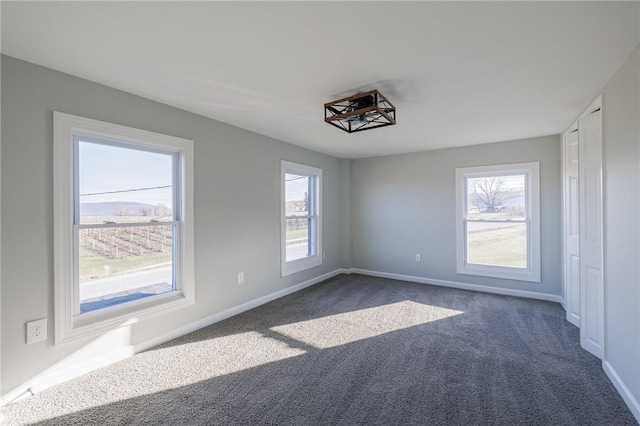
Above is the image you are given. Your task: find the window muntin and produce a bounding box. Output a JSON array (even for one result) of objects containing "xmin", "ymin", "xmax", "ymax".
[
  {"xmin": 456, "ymin": 163, "xmax": 540, "ymax": 282},
  {"xmin": 281, "ymin": 161, "xmax": 322, "ymax": 276},
  {"xmin": 54, "ymin": 112, "xmax": 194, "ymax": 343}
]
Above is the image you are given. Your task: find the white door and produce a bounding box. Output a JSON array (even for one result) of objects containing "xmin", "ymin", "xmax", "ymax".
[
  {"xmin": 563, "ymin": 126, "xmax": 580, "ymax": 327},
  {"xmin": 578, "ymin": 104, "xmax": 604, "ymax": 359}
]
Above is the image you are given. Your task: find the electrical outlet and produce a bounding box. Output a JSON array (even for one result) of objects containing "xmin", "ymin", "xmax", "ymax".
[
  {"xmin": 237, "ymin": 272, "xmax": 245, "ymax": 285},
  {"xmin": 415, "ymin": 254, "xmax": 422, "ymax": 262},
  {"xmin": 26, "ymin": 318, "xmax": 47, "ymax": 344}
]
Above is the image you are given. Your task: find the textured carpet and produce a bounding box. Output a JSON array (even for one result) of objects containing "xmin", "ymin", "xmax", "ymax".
[{"xmin": 3, "ymin": 274, "xmax": 637, "ymax": 425}]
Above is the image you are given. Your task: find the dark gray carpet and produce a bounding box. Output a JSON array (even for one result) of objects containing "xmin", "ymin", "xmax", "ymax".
[{"xmin": 3, "ymin": 274, "xmax": 637, "ymax": 425}]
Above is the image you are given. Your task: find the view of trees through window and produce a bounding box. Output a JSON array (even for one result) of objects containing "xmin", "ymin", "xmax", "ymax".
[{"xmin": 466, "ymin": 174, "xmax": 527, "ymax": 268}]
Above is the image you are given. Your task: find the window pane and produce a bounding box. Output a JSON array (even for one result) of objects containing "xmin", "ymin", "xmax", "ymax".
[
  {"xmin": 79, "ymin": 225, "xmax": 174, "ymax": 313},
  {"xmin": 467, "ymin": 222, "xmax": 527, "ymax": 268},
  {"xmin": 467, "ymin": 175, "xmax": 525, "ymax": 220},
  {"xmin": 286, "ymin": 218, "xmax": 311, "ymax": 261},
  {"xmin": 285, "ymin": 173, "xmax": 310, "ymax": 216},
  {"xmin": 78, "ymin": 141, "xmax": 173, "ymax": 224}
]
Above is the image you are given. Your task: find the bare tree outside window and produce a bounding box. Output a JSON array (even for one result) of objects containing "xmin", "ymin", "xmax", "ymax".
[
  {"xmin": 456, "ymin": 163, "xmax": 540, "ymax": 282},
  {"xmin": 468, "ymin": 175, "xmax": 525, "ymax": 220},
  {"xmin": 471, "ymin": 177, "xmax": 506, "ymax": 212},
  {"xmin": 465, "ymin": 174, "xmax": 527, "ymax": 267}
]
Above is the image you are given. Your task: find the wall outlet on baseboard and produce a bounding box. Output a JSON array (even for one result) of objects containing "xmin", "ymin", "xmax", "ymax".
[
  {"xmin": 415, "ymin": 254, "xmax": 421, "ymax": 262},
  {"xmin": 237, "ymin": 272, "xmax": 245, "ymax": 285}
]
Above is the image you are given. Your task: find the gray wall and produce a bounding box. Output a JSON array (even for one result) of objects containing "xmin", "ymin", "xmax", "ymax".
[
  {"xmin": 1, "ymin": 56, "xmax": 344, "ymax": 393},
  {"xmin": 601, "ymin": 45, "xmax": 640, "ymax": 403},
  {"xmin": 350, "ymin": 136, "xmax": 562, "ymax": 296}
]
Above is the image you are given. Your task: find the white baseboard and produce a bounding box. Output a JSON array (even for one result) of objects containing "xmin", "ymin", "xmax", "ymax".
[
  {"xmin": 0, "ymin": 346, "xmax": 136, "ymax": 407},
  {"xmin": 135, "ymin": 268, "xmax": 346, "ymax": 353},
  {"xmin": 603, "ymin": 361, "xmax": 640, "ymax": 423},
  {"xmin": 1, "ymin": 268, "xmax": 344, "ymax": 407},
  {"xmin": 345, "ymin": 268, "xmax": 564, "ymax": 304},
  {"xmin": 566, "ymin": 313, "xmax": 580, "ymax": 328},
  {"xmin": 559, "ymin": 296, "xmax": 567, "ymax": 311}
]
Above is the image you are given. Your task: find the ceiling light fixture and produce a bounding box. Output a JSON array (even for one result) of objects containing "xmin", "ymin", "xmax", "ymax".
[{"xmin": 324, "ymin": 89, "xmax": 396, "ymax": 133}]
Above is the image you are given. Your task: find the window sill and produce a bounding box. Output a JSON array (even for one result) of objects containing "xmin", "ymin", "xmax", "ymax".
[
  {"xmin": 281, "ymin": 256, "xmax": 322, "ymax": 277},
  {"xmin": 56, "ymin": 291, "xmax": 194, "ymax": 345},
  {"xmin": 458, "ymin": 264, "xmax": 541, "ymax": 283}
]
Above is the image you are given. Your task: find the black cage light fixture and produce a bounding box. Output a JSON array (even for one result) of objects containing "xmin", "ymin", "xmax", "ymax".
[{"xmin": 324, "ymin": 89, "xmax": 396, "ymax": 133}]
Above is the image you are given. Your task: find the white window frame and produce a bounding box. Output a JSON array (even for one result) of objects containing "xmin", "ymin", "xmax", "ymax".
[
  {"xmin": 455, "ymin": 162, "xmax": 541, "ymax": 282},
  {"xmin": 281, "ymin": 161, "xmax": 322, "ymax": 276},
  {"xmin": 53, "ymin": 112, "xmax": 195, "ymax": 344}
]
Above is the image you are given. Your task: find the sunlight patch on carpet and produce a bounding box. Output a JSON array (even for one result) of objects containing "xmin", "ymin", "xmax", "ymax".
[{"xmin": 271, "ymin": 301, "xmax": 464, "ymax": 349}]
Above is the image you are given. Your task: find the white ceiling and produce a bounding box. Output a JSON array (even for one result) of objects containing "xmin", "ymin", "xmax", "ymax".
[{"xmin": 2, "ymin": 2, "xmax": 639, "ymax": 158}]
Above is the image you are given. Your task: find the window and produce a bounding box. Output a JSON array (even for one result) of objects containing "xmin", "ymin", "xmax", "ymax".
[
  {"xmin": 455, "ymin": 162, "xmax": 540, "ymax": 282},
  {"xmin": 54, "ymin": 112, "xmax": 194, "ymax": 343},
  {"xmin": 281, "ymin": 161, "xmax": 322, "ymax": 276}
]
